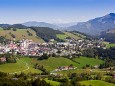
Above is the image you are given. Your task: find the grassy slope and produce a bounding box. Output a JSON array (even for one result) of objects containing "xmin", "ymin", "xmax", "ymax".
[
  {"xmin": 45, "ymin": 79, "xmax": 60, "ymax": 86},
  {"xmin": 0, "ymin": 29, "xmax": 44, "ymax": 43},
  {"xmin": 64, "ymin": 32, "xmax": 81, "ymax": 40},
  {"xmin": 56, "ymin": 34, "xmax": 68, "ymax": 40},
  {"xmin": 35, "ymin": 57, "xmax": 104, "ymax": 71},
  {"xmin": 0, "ymin": 57, "xmax": 104, "ymax": 74},
  {"xmin": 80, "ymin": 80, "xmax": 115, "ymax": 86},
  {"xmin": 35, "ymin": 57, "xmax": 78, "ymax": 71},
  {"xmin": 73, "ymin": 56, "xmax": 104, "ymax": 68},
  {"xmin": 107, "ymin": 43, "xmax": 115, "ymax": 48},
  {"xmin": 0, "ymin": 57, "xmax": 41, "ymax": 74}
]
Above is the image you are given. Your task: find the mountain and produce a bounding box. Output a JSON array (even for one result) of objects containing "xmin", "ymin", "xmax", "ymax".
[
  {"xmin": 100, "ymin": 29, "xmax": 115, "ymax": 43},
  {"xmin": 22, "ymin": 21, "xmax": 60, "ymax": 29},
  {"xmin": 0, "ymin": 24, "xmax": 27, "ymax": 29},
  {"xmin": 67, "ymin": 13, "xmax": 115, "ymax": 35},
  {"xmin": 0, "ymin": 24, "xmax": 10, "ymax": 28},
  {"xmin": 31, "ymin": 27, "xmax": 63, "ymax": 42},
  {"xmin": 10, "ymin": 24, "xmax": 27, "ymax": 29}
]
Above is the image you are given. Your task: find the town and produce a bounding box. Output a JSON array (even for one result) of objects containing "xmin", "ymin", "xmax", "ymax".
[{"xmin": 0, "ymin": 38, "xmax": 106, "ymax": 62}]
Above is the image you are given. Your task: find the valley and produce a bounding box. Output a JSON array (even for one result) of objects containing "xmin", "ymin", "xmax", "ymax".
[{"xmin": 0, "ymin": 22, "xmax": 115, "ymax": 86}]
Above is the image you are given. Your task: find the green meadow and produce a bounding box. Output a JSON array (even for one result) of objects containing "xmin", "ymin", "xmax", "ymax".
[
  {"xmin": 45, "ymin": 79, "xmax": 60, "ymax": 86},
  {"xmin": 80, "ymin": 80, "xmax": 115, "ymax": 86},
  {"xmin": 35, "ymin": 56, "xmax": 104, "ymax": 71},
  {"xmin": 56, "ymin": 34, "xmax": 68, "ymax": 40},
  {"xmin": 107, "ymin": 43, "xmax": 115, "ymax": 48},
  {"xmin": 64, "ymin": 32, "xmax": 81, "ymax": 40},
  {"xmin": 0, "ymin": 29, "xmax": 44, "ymax": 43},
  {"xmin": 0, "ymin": 56, "xmax": 104, "ymax": 74},
  {"xmin": 73, "ymin": 56, "xmax": 104, "ymax": 68},
  {"xmin": 0, "ymin": 57, "xmax": 41, "ymax": 74}
]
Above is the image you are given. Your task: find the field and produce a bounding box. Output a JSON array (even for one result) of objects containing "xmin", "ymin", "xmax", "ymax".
[
  {"xmin": 34, "ymin": 56, "xmax": 104, "ymax": 71},
  {"xmin": 73, "ymin": 56, "xmax": 104, "ymax": 68},
  {"xmin": 0, "ymin": 56, "xmax": 104, "ymax": 74},
  {"xmin": 80, "ymin": 80, "xmax": 115, "ymax": 86},
  {"xmin": 106, "ymin": 43, "xmax": 115, "ymax": 48},
  {"xmin": 45, "ymin": 79, "xmax": 60, "ymax": 86},
  {"xmin": 56, "ymin": 34, "xmax": 68, "ymax": 40},
  {"xmin": 64, "ymin": 32, "xmax": 81, "ymax": 40},
  {"xmin": 0, "ymin": 29, "xmax": 44, "ymax": 43},
  {"xmin": 0, "ymin": 57, "xmax": 42, "ymax": 74},
  {"xmin": 33, "ymin": 57, "xmax": 78, "ymax": 71}
]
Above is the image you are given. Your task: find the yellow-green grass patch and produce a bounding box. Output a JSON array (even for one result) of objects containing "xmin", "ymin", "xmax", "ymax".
[
  {"xmin": 80, "ymin": 80, "xmax": 115, "ymax": 86},
  {"xmin": 0, "ymin": 29, "xmax": 44, "ymax": 43}
]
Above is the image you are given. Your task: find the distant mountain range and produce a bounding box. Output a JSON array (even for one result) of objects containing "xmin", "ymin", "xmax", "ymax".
[
  {"xmin": 67, "ymin": 13, "xmax": 115, "ymax": 35},
  {"xmin": 22, "ymin": 21, "xmax": 61, "ymax": 29},
  {"xmin": 0, "ymin": 13, "xmax": 115, "ymax": 36},
  {"xmin": 0, "ymin": 24, "xmax": 27, "ymax": 29}
]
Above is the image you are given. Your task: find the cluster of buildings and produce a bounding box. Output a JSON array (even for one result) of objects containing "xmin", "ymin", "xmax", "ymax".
[
  {"xmin": 0, "ymin": 57, "xmax": 6, "ymax": 62},
  {"xmin": 0, "ymin": 38, "xmax": 106, "ymax": 59},
  {"xmin": 52, "ymin": 66, "xmax": 77, "ymax": 72}
]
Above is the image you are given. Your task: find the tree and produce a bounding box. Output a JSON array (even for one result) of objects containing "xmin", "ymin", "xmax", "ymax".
[
  {"xmin": 12, "ymin": 28, "xmax": 17, "ymax": 31},
  {"xmin": 38, "ymin": 53, "xmax": 49, "ymax": 60}
]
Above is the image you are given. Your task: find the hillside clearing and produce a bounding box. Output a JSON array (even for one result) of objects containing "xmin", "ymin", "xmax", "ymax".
[
  {"xmin": 35, "ymin": 57, "xmax": 104, "ymax": 71},
  {"xmin": 0, "ymin": 57, "xmax": 42, "ymax": 74},
  {"xmin": 80, "ymin": 80, "xmax": 115, "ymax": 86},
  {"xmin": 45, "ymin": 79, "xmax": 60, "ymax": 86},
  {"xmin": 56, "ymin": 34, "xmax": 68, "ymax": 40},
  {"xmin": 64, "ymin": 32, "xmax": 81, "ymax": 40},
  {"xmin": 0, "ymin": 29, "xmax": 44, "ymax": 43},
  {"xmin": 106, "ymin": 43, "xmax": 115, "ymax": 48},
  {"xmin": 73, "ymin": 56, "xmax": 104, "ymax": 68}
]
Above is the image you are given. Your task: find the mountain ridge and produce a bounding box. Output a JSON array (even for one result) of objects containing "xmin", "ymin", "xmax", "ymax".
[
  {"xmin": 67, "ymin": 13, "xmax": 115, "ymax": 35},
  {"xmin": 22, "ymin": 21, "xmax": 61, "ymax": 29}
]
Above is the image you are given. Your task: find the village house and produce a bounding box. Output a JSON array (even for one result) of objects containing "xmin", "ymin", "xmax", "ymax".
[{"xmin": 0, "ymin": 57, "xmax": 6, "ymax": 62}]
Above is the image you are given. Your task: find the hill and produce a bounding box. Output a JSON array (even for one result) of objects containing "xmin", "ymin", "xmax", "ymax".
[
  {"xmin": 80, "ymin": 80, "xmax": 115, "ymax": 86},
  {"xmin": 67, "ymin": 13, "xmax": 115, "ymax": 35},
  {"xmin": 0, "ymin": 28, "xmax": 44, "ymax": 43},
  {"xmin": 56, "ymin": 31, "xmax": 87, "ymax": 41},
  {"xmin": 33, "ymin": 57, "xmax": 104, "ymax": 71},
  {"xmin": 0, "ymin": 24, "xmax": 27, "ymax": 29},
  {"xmin": 64, "ymin": 32, "xmax": 83, "ymax": 40},
  {"xmin": 0, "ymin": 57, "xmax": 42, "ymax": 74},
  {"xmin": 100, "ymin": 29, "xmax": 115, "ymax": 43},
  {"xmin": 22, "ymin": 21, "xmax": 60, "ymax": 29},
  {"xmin": 31, "ymin": 27, "xmax": 63, "ymax": 42}
]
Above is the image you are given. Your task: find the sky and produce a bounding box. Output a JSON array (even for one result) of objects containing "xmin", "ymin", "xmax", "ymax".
[{"xmin": 0, "ymin": 0, "xmax": 115, "ymax": 24}]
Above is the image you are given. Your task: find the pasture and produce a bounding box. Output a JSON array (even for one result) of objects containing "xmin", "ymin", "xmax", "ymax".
[
  {"xmin": 0, "ymin": 29, "xmax": 44, "ymax": 43},
  {"xmin": 56, "ymin": 34, "xmax": 68, "ymax": 40},
  {"xmin": 0, "ymin": 57, "xmax": 41, "ymax": 74},
  {"xmin": 80, "ymin": 80, "xmax": 115, "ymax": 86},
  {"xmin": 35, "ymin": 56, "xmax": 104, "ymax": 71}
]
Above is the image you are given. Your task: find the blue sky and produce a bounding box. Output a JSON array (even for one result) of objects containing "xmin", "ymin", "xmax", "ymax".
[{"xmin": 0, "ymin": 0, "xmax": 115, "ymax": 24}]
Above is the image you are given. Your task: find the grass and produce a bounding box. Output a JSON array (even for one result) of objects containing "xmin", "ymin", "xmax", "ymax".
[
  {"xmin": 0, "ymin": 56, "xmax": 104, "ymax": 74},
  {"xmin": 0, "ymin": 57, "xmax": 42, "ymax": 74},
  {"xmin": 33, "ymin": 57, "xmax": 78, "ymax": 71},
  {"xmin": 35, "ymin": 56, "xmax": 104, "ymax": 71},
  {"xmin": 64, "ymin": 32, "xmax": 81, "ymax": 40},
  {"xmin": 73, "ymin": 56, "xmax": 104, "ymax": 68},
  {"xmin": 0, "ymin": 28, "xmax": 44, "ymax": 43},
  {"xmin": 106, "ymin": 43, "xmax": 115, "ymax": 48},
  {"xmin": 45, "ymin": 79, "xmax": 60, "ymax": 86},
  {"xmin": 80, "ymin": 80, "xmax": 115, "ymax": 86},
  {"xmin": 55, "ymin": 69, "xmax": 108, "ymax": 76},
  {"xmin": 56, "ymin": 34, "xmax": 68, "ymax": 40}
]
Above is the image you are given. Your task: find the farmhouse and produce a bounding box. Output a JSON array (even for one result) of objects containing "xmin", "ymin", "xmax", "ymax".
[{"xmin": 0, "ymin": 57, "xmax": 6, "ymax": 62}]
